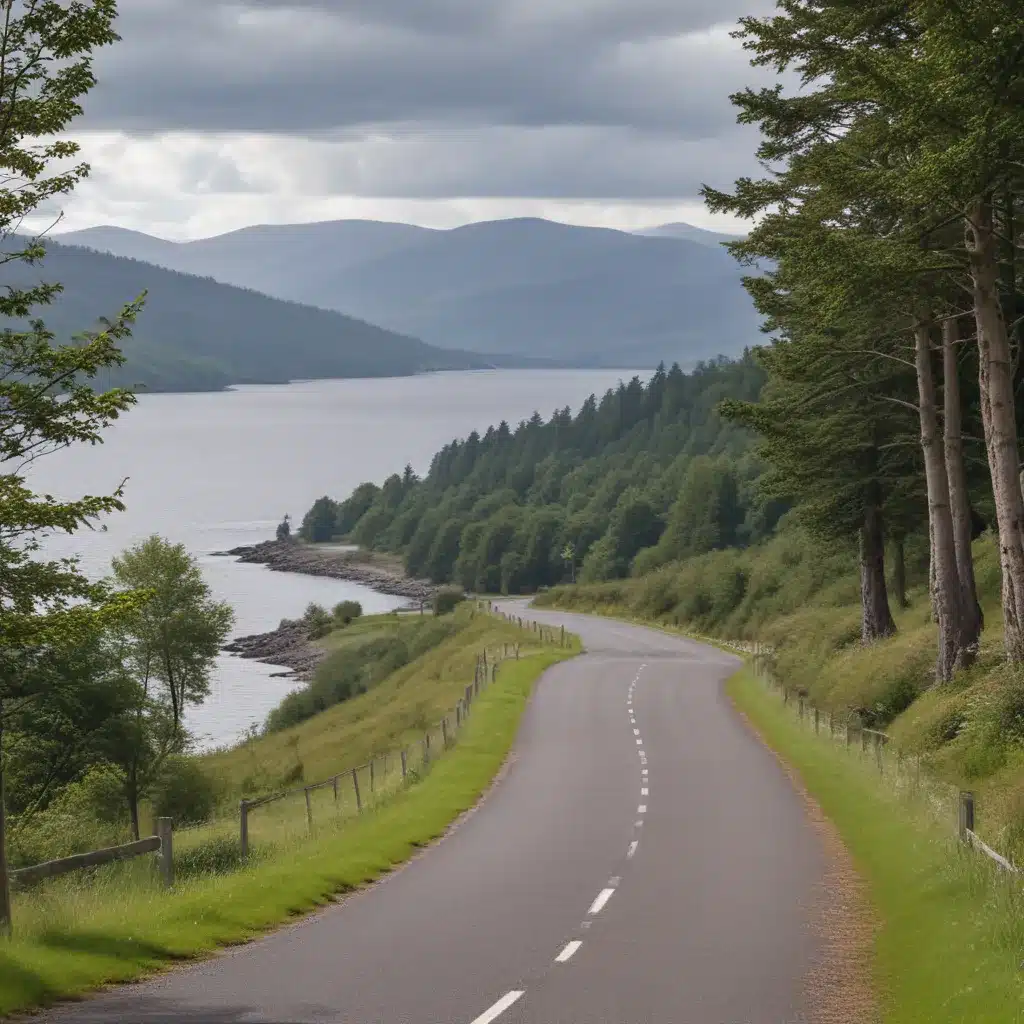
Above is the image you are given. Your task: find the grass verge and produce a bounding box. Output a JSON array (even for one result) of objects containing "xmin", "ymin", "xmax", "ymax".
[
  {"xmin": 0, "ymin": 647, "xmax": 573, "ymax": 1017},
  {"xmin": 729, "ymin": 667, "xmax": 1024, "ymax": 1024}
]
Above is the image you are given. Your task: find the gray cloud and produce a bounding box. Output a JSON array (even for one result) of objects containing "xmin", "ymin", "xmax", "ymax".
[{"xmin": 77, "ymin": 0, "xmax": 780, "ymax": 202}]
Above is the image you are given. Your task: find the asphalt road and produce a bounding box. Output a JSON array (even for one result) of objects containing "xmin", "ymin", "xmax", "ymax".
[{"xmin": 43, "ymin": 605, "xmax": 825, "ymax": 1024}]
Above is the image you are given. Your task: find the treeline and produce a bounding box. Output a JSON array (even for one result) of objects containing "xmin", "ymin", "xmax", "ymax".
[
  {"xmin": 300, "ymin": 357, "xmax": 787, "ymax": 593},
  {"xmin": 696, "ymin": 0, "xmax": 1024, "ymax": 683}
]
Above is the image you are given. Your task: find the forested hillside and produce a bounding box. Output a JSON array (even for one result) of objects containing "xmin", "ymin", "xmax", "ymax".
[
  {"xmin": 300, "ymin": 357, "xmax": 785, "ymax": 592},
  {"xmin": 0, "ymin": 238, "xmax": 510, "ymax": 392}
]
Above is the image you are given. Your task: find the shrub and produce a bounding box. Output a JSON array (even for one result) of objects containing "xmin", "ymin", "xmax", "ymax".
[
  {"xmin": 8, "ymin": 765, "xmax": 129, "ymax": 867},
  {"xmin": 151, "ymin": 756, "xmax": 220, "ymax": 826},
  {"xmin": 303, "ymin": 601, "xmax": 335, "ymax": 639},
  {"xmin": 433, "ymin": 586, "xmax": 465, "ymax": 616},
  {"xmin": 176, "ymin": 837, "xmax": 248, "ymax": 879},
  {"xmin": 333, "ymin": 600, "xmax": 363, "ymax": 624}
]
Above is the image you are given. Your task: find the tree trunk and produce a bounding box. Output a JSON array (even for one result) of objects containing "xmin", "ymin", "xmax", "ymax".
[
  {"xmin": 0, "ymin": 702, "xmax": 11, "ymax": 936},
  {"xmin": 891, "ymin": 533, "xmax": 908, "ymax": 609},
  {"xmin": 943, "ymin": 315, "xmax": 983, "ymax": 656},
  {"xmin": 860, "ymin": 497, "xmax": 896, "ymax": 643},
  {"xmin": 915, "ymin": 321, "xmax": 968, "ymax": 682},
  {"xmin": 967, "ymin": 197, "xmax": 1024, "ymax": 662},
  {"xmin": 928, "ymin": 515, "xmax": 938, "ymax": 622},
  {"xmin": 127, "ymin": 769, "xmax": 141, "ymax": 842}
]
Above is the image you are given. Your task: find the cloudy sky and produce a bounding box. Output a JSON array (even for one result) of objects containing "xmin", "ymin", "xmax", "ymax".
[{"xmin": 45, "ymin": 0, "xmax": 780, "ymax": 240}]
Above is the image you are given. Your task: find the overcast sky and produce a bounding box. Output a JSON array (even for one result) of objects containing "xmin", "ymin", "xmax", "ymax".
[{"xmin": 44, "ymin": 0, "xmax": 780, "ymax": 240}]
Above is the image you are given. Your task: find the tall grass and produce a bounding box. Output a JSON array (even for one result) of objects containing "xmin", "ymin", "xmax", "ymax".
[
  {"xmin": 730, "ymin": 667, "xmax": 1024, "ymax": 1023},
  {"xmin": 0, "ymin": 639, "xmax": 574, "ymax": 1017}
]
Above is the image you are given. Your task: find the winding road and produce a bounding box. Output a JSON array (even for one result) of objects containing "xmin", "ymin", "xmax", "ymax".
[{"xmin": 44, "ymin": 605, "xmax": 827, "ymax": 1023}]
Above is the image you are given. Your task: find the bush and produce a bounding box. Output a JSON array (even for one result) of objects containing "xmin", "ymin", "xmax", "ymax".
[
  {"xmin": 176, "ymin": 837, "xmax": 248, "ymax": 879},
  {"xmin": 433, "ymin": 586, "xmax": 465, "ymax": 616},
  {"xmin": 8, "ymin": 765, "xmax": 129, "ymax": 867},
  {"xmin": 151, "ymin": 756, "xmax": 220, "ymax": 826},
  {"xmin": 303, "ymin": 601, "xmax": 335, "ymax": 639},
  {"xmin": 333, "ymin": 600, "xmax": 363, "ymax": 624}
]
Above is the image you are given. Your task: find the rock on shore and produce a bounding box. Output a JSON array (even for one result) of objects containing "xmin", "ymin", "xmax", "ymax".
[
  {"xmin": 223, "ymin": 618, "xmax": 325, "ymax": 680},
  {"xmin": 215, "ymin": 539, "xmax": 436, "ymax": 602}
]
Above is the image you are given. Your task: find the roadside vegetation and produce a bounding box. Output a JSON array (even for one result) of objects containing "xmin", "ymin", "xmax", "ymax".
[
  {"xmin": 0, "ymin": 621, "xmax": 572, "ymax": 1016},
  {"xmin": 730, "ymin": 668, "xmax": 1024, "ymax": 1023}
]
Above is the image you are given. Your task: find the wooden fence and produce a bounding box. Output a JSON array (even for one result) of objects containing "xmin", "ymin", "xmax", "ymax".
[
  {"xmin": 750, "ymin": 644, "xmax": 1019, "ymax": 875},
  {"xmin": 2, "ymin": 816, "xmax": 174, "ymax": 930},
  {"xmin": 236, "ymin": 622, "xmax": 553, "ymax": 855}
]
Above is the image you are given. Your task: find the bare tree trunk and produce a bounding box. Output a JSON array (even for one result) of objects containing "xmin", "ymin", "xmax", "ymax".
[
  {"xmin": 916, "ymin": 321, "xmax": 968, "ymax": 682},
  {"xmin": 891, "ymin": 533, "xmax": 908, "ymax": 609},
  {"xmin": 928, "ymin": 514, "xmax": 938, "ymax": 622},
  {"xmin": 860, "ymin": 497, "xmax": 896, "ymax": 643},
  {"xmin": 966, "ymin": 198, "xmax": 1024, "ymax": 662},
  {"xmin": 0, "ymin": 702, "xmax": 11, "ymax": 936},
  {"xmin": 943, "ymin": 315, "xmax": 983, "ymax": 657}
]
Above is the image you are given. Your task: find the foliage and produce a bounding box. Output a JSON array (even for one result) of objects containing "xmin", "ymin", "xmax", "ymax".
[
  {"xmin": 149, "ymin": 756, "xmax": 219, "ymax": 827},
  {"xmin": 303, "ymin": 358, "xmax": 778, "ymax": 593},
  {"xmin": 433, "ymin": 587, "xmax": 465, "ymax": 615},
  {"xmin": 332, "ymin": 600, "xmax": 362, "ymax": 625},
  {"xmin": 265, "ymin": 615, "xmax": 460, "ymax": 734},
  {"xmin": 275, "ymin": 514, "xmax": 291, "ymax": 542},
  {"xmin": 103, "ymin": 537, "xmax": 234, "ymax": 836}
]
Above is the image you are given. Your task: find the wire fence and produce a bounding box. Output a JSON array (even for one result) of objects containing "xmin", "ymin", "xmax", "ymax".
[
  {"xmin": 235, "ymin": 642, "xmax": 509, "ymax": 856},
  {"xmin": 748, "ymin": 643, "xmax": 1018, "ymax": 875}
]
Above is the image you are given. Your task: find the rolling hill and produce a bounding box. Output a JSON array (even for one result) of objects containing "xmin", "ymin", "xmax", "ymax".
[
  {"xmin": 2, "ymin": 239, "xmax": 516, "ymax": 392},
  {"xmin": 57, "ymin": 217, "xmax": 762, "ymax": 368}
]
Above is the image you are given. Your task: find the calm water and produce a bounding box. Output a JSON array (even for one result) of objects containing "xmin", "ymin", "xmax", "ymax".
[{"xmin": 27, "ymin": 370, "xmax": 632, "ymax": 748}]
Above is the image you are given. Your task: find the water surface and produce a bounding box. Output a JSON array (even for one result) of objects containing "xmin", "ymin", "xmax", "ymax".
[{"xmin": 28, "ymin": 370, "xmax": 633, "ymax": 747}]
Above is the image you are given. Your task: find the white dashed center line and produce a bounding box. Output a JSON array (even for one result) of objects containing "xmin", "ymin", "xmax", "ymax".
[
  {"xmin": 627, "ymin": 840, "xmax": 639, "ymax": 858},
  {"xmin": 469, "ymin": 990, "xmax": 525, "ymax": 1024},
  {"xmin": 555, "ymin": 940, "xmax": 582, "ymax": 963},
  {"xmin": 588, "ymin": 887, "xmax": 616, "ymax": 915}
]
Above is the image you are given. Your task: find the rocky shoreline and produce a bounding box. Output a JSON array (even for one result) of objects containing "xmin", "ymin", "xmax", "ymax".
[
  {"xmin": 216, "ymin": 540, "xmax": 435, "ymax": 681},
  {"xmin": 223, "ymin": 618, "xmax": 325, "ymax": 681},
  {"xmin": 214, "ymin": 539, "xmax": 436, "ymax": 601}
]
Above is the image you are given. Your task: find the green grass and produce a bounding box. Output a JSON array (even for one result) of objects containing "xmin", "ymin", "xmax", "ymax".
[
  {"xmin": 729, "ymin": 667, "xmax": 1024, "ymax": 1024},
  {"xmin": 0, "ymin": 629, "xmax": 575, "ymax": 1016},
  {"xmin": 202, "ymin": 607, "xmax": 565, "ymax": 799}
]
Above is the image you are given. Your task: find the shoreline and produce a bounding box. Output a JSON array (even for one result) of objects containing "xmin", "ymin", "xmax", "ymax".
[
  {"xmin": 213, "ymin": 539, "xmax": 436, "ymax": 601},
  {"xmin": 217, "ymin": 540, "xmax": 433, "ymax": 681},
  {"xmin": 223, "ymin": 617, "xmax": 325, "ymax": 682}
]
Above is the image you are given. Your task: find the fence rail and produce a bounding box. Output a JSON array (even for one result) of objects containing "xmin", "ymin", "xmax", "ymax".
[
  {"xmin": 749, "ymin": 643, "xmax": 1018, "ymax": 876},
  {"xmin": 10, "ymin": 818, "xmax": 174, "ymax": 891},
  {"xmin": 236, "ymin": 606, "xmax": 564, "ymax": 856}
]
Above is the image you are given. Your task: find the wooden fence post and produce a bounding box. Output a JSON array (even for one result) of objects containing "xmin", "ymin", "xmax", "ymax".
[
  {"xmin": 370, "ymin": 758, "xmax": 376, "ymax": 792},
  {"xmin": 561, "ymin": 625, "xmax": 565, "ymax": 646},
  {"xmin": 401, "ymin": 749, "xmax": 408, "ymax": 779},
  {"xmin": 240, "ymin": 799, "xmax": 250, "ymax": 858},
  {"xmin": 456, "ymin": 703, "xmax": 462, "ymax": 727},
  {"xmin": 156, "ymin": 817, "xmax": 174, "ymax": 888},
  {"xmin": 352, "ymin": 768, "xmax": 362, "ymax": 812},
  {"xmin": 959, "ymin": 791, "xmax": 975, "ymax": 840},
  {"xmin": 304, "ymin": 788, "xmax": 313, "ymax": 833},
  {"xmin": 874, "ymin": 733, "xmax": 883, "ymax": 773},
  {"xmin": 861, "ymin": 729, "xmax": 869, "ymax": 753},
  {"xmin": 333, "ymin": 774, "xmax": 339, "ymax": 803},
  {"xmin": 442, "ymin": 717, "xmax": 449, "ymax": 748},
  {"xmin": 814, "ymin": 707, "xmax": 820, "ymax": 734}
]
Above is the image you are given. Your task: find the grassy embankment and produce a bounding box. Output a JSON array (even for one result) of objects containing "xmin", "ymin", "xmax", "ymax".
[
  {"xmin": 0, "ymin": 607, "xmax": 576, "ymax": 1017},
  {"xmin": 730, "ymin": 668, "xmax": 1024, "ymax": 1022},
  {"xmin": 538, "ymin": 525, "xmax": 1024, "ymax": 1020}
]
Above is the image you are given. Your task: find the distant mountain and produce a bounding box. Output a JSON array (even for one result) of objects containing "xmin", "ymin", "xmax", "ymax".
[
  {"xmin": 633, "ymin": 222, "xmax": 745, "ymax": 247},
  {"xmin": 4, "ymin": 239, "xmax": 520, "ymax": 392},
  {"xmin": 56, "ymin": 217, "xmax": 762, "ymax": 368}
]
